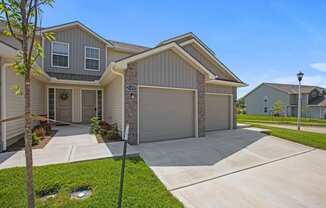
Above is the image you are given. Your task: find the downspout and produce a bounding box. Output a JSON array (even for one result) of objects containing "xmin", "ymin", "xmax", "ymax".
[{"xmin": 111, "ymin": 64, "xmax": 125, "ymax": 137}]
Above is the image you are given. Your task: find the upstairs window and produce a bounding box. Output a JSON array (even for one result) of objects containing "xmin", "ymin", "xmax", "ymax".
[
  {"xmin": 52, "ymin": 41, "xmax": 69, "ymax": 68},
  {"xmin": 85, "ymin": 46, "xmax": 100, "ymax": 71}
]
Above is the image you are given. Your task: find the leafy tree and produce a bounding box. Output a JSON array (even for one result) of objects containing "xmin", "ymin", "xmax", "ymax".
[
  {"xmin": 236, "ymin": 97, "xmax": 246, "ymax": 114},
  {"xmin": 0, "ymin": 1, "xmax": 55, "ymax": 207},
  {"xmin": 273, "ymin": 100, "xmax": 284, "ymax": 116}
]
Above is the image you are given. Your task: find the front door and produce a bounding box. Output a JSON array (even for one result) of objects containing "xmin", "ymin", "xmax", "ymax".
[
  {"xmin": 82, "ymin": 90, "xmax": 97, "ymax": 123},
  {"xmin": 56, "ymin": 89, "xmax": 72, "ymax": 123}
]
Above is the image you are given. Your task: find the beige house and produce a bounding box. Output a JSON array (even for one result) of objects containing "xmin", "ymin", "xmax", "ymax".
[{"xmin": 0, "ymin": 21, "xmax": 245, "ymax": 151}]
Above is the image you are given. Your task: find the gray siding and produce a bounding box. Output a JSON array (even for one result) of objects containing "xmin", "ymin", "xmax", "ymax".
[
  {"xmin": 206, "ymin": 84, "xmax": 233, "ymax": 94},
  {"xmin": 245, "ymin": 85, "xmax": 290, "ymax": 115},
  {"xmin": 107, "ymin": 49, "xmax": 132, "ymax": 64},
  {"xmin": 309, "ymin": 106, "xmax": 322, "ymax": 119},
  {"xmin": 44, "ymin": 26, "xmax": 106, "ymax": 78},
  {"xmin": 136, "ymin": 49, "xmax": 198, "ymax": 89},
  {"xmin": 182, "ymin": 43, "xmax": 234, "ymax": 80}
]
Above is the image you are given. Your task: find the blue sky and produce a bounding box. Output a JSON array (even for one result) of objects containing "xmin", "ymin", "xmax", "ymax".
[{"xmin": 42, "ymin": 0, "xmax": 326, "ymax": 97}]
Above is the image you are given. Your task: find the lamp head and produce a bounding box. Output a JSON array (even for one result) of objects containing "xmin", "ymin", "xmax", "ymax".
[{"xmin": 297, "ymin": 71, "xmax": 304, "ymax": 82}]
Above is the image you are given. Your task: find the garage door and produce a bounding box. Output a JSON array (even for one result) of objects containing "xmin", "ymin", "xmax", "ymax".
[
  {"xmin": 206, "ymin": 94, "xmax": 230, "ymax": 131},
  {"xmin": 139, "ymin": 87, "xmax": 195, "ymax": 142}
]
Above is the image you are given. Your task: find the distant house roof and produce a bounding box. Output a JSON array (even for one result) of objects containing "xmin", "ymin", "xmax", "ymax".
[
  {"xmin": 309, "ymin": 95, "xmax": 326, "ymax": 106},
  {"xmin": 264, "ymin": 83, "xmax": 325, "ymax": 94}
]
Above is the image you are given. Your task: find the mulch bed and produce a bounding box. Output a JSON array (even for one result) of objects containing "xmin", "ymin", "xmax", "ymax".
[
  {"xmin": 7, "ymin": 130, "xmax": 58, "ymax": 152},
  {"xmin": 95, "ymin": 134, "xmax": 121, "ymax": 143}
]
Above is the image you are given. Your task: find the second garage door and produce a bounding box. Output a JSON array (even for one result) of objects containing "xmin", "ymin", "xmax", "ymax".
[
  {"xmin": 206, "ymin": 94, "xmax": 231, "ymax": 131},
  {"xmin": 139, "ymin": 87, "xmax": 195, "ymax": 143}
]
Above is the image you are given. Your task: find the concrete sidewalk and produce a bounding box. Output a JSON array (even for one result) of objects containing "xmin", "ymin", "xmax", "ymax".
[{"xmin": 0, "ymin": 125, "xmax": 139, "ymax": 170}]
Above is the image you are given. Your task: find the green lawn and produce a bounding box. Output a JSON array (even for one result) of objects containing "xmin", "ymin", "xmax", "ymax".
[
  {"xmin": 0, "ymin": 157, "xmax": 183, "ymax": 208},
  {"xmin": 238, "ymin": 114, "xmax": 326, "ymax": 127},
  {"xmin": 247, "ymin": 123, "xmax": 326, "ymax": 150}
]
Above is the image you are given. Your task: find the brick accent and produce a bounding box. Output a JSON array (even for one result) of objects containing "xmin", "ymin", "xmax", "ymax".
[
  {"xmin": 124, "ymin": 63, "xmax": 138, "ymax": 144},
  {"xmin": 197, "ymin": 71, "xmax": 206, "ymax": 137}
]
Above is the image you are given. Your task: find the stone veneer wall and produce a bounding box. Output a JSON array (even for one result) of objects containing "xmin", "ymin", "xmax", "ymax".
[
  {"xmin": 124, "ymin": 63, "xmax": 138, "ymax": 145},
  {"xmin": 233, "ymin": 87, "xmax": 237, "ymax": 129},
  {"xmin": 197, "ymin": 71, "xmax": 206, "ymax": 137}
]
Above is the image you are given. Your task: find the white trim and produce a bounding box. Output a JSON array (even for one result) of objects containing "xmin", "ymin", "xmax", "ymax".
[
  {"xmin": 101, "ymin": 90, "xmax": 104, "ymax": 120},
  {"xmin": 205, "ymin": 93, "xmax": 233, "ymax": 130},
  {"xmin": 84, "ymin": 46, "xmax": 100, "ymax": 71},
  {"xmin": 54, "ymin": 88, "xmax": 56, "ymax": 121},
  {"xmin": 180, "ymin": 39, "xmax": 243, "ymax": 83},
  {"xmin": 79, "ymin": 89, "xmax": 82, "ymax": 122},
  {"xmin": 48, "ymin": 78, "xmax": 100, "ymax": 86},
  {"xmin": 42, "ymin": 21, "xmax": 114, "ymax": 47},
  {"xmin": 206, "ymin": 79, "xmax": 247, "ymax": 87},
  {"xmin": 114, "ymin": 42, "xmax": 216, "ymax": 79},
  {"xmin": 111, "ymin": 67, "xmax": 125, "ymax": 137},
  {"xmin": 1, "ymin": 64, "xmax": 9, "ymax": 151},
  {"xmin": 137, "ymin": 85, "xmax": 199, "ymax": 145},
  {"xmin": 51, "ymin": 41, "xmax": 70, "ymax": 69}
]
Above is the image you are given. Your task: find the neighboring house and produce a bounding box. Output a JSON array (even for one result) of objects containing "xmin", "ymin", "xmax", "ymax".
[
  {"xmin": 244, "ymin": 83, "xmax": 326, "ymax": 118},
  {"xmin": 0, "ymin": 21, "xmax": 246, "ymax": 151}
]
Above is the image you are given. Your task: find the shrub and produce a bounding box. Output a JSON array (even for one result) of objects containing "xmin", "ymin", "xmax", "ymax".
[
  {"xmin": 99, "ymin": 121, "xmax": 111, "ymax": 131},
  {"xmin": 90, "ymin": 117, "xmax": 101, "ymax": 134},
  {"xmin": 33, "ymin": 125, "xmax": 46, "ymax": 138},
  {"xmin": 32, "ymin": 133, "xmax": 41, "ymax": 145},
  {"xmin": 98, "ymin": 123, "xmax": 121, "ymax": 141}
]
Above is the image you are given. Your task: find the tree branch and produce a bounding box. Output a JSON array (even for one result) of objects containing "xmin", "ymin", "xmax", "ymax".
[
  {"xmin": 27, "ymin": 0, "xmax": 38, "ymax": 65},
  {"xmin": 1, "ymin": 0, "xmax": 23, "ymax": 43}
]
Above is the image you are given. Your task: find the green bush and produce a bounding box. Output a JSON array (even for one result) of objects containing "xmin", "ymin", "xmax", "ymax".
[
  {"xmin": 90, "ymin": 117, "xmax": 101, "ymax": 134},
  {"xmin": 99, "ymin": 123, "xmax": 121, "ymax": 141},
  {"xmin": 32, "ymin": 133, "xmax": 41, "ymax": 145}
]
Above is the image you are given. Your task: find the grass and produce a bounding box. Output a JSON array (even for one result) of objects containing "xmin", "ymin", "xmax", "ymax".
[
  {"xmin": 247, "ymin": 123, "xmax": 326, "ymax": 150},
  {"xmin": 238, "ymin": 114, "xmax": 326, "ymax": 127},
  {"xmin": 0, "ymin": 157, "xmax": 183, "ymax": 208}
]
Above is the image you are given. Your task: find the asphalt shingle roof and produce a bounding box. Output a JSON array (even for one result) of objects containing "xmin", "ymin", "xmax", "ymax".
[{"xmin": 264, "ymin": 83, "xmax": 325, "ymax": 94}]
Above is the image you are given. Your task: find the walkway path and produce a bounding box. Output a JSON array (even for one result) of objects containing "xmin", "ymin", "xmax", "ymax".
[{"xmin": 0, "ymin": 125, "xmax": 138, "ymax": 170}]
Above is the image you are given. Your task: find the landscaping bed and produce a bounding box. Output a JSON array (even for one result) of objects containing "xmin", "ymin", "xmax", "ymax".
[
  {"xmin": 0, "ymin": 157, "xmax": 183, "ymax": 208},
  {"xmin": 90, "ymin": 117, "xmax": 122, "ymax": 143},
  {"xmin": 7, "ymin": 129, "xmax": 57, "ymax": 152}
]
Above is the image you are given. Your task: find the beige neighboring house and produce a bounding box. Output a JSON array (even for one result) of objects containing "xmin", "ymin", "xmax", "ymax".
[
  {"xmin": 0, "ymin": 21, "xmax": 246, "ymax": 151},
  {"xmin": 244, "ymin": 82, "xmax": 326, "ymax": 118}
]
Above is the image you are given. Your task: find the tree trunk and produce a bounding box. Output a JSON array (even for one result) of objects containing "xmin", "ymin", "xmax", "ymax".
[{"xmin": 24, "ymin": 71, "xmax": 35, "ymax": 208}]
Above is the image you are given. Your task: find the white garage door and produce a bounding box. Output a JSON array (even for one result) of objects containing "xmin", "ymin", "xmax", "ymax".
[
  {"xmin": 139, "ymin": 87, "xmax": 195, "ymax": 143},
  {"xmin": 206, "ymin": 94, "xmax": 231, "ymax": 131}
]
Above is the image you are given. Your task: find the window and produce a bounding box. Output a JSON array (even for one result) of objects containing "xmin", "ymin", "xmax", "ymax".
[
  {"xmin": 85, "ymin": 46, "xmax": 100, "ymax": 71},
  {"xmin": 264, "ymin": 107, "xmax": 268, "ymax": 113},
  {"xmin": 52, "ymin": 41, "xmax": 69, "ymax": 68}
]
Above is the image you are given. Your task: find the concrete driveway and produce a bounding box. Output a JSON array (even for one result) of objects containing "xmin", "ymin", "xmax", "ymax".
[{"xmin": 135, "ymin": 128, "xmax": 326, "ymax": 208}]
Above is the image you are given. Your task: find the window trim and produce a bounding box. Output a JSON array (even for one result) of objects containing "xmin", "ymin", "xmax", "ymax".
[
  {"xmin": 51, "ymin": 41, "xmax": 70, "ymax": 69},
  {"xmin": 84, "ymin": 46, "xmax": 100, "ymax": 71}
]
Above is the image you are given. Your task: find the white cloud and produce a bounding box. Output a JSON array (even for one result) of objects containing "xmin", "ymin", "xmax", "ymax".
[{"xmin": 310, "ymin": 63, "xmax": 326, "ymax": 72}]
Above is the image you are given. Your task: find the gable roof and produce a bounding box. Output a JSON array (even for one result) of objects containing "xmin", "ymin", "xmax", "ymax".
[
  {"xmin": 179, "ymin": 38, "xmax": 244, "ymax": 83},
  {"xmin": 264, "ymin": 83, "xmax": 324, "ymax": 94},
  {"xmin": 159, "ymin": 32, "xmax": 216, "ymax": 55},
  {"xmin": 42, "ymin": 21, "xmax": 114, "ymax": 47},
  {"xmin": 243, "ymin": 82, "xmax": 326, "ymax": 99},
  {"xmin": 110, "ymin": 42, "xmax": 216, "ymax": 79},
  {"xmin": 107, "ymin": 39, "xmax": 149, "ymax": 53}
]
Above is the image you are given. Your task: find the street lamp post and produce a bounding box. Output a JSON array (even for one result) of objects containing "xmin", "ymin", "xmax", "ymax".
[{"xmin": 297, "ymin": 71, "xmax": 304, "ymax": 131}]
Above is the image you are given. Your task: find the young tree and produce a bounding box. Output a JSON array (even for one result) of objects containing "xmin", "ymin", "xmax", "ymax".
[
  {"xmin": 273, "ymin": 100, "xmax": 284, "ymax": 116},
  {"xmin": 0, "ymin": 1, "xmax": 54, "ymax": 207}
]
